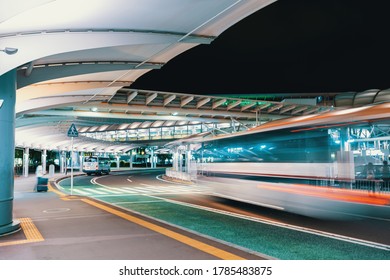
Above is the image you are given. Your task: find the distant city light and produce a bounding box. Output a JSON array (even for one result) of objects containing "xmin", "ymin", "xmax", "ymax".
[{"xmin": 227, "ymin": 147, "xmax": 243, "ymax": 153}]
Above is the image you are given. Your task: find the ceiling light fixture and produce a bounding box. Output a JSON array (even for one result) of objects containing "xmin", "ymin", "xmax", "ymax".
[{"xmin": 0, "ymin": 47, "xmax": 18, "ymax": 55}]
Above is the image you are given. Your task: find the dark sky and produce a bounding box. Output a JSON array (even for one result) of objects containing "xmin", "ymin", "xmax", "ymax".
[{"xmin": 132, "ymin": 0, "xmax": 390, "ymax": 95}]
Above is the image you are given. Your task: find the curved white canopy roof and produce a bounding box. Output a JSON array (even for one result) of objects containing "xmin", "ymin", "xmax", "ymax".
[{"xmin": 3, "ymin": 0, "xmax": 320, "ymax": 153}]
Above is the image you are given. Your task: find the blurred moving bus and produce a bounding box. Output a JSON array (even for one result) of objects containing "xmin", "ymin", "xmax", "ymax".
[{"xmin": 82, "ymin": 156, "xmax": 111, "ymax": 175}]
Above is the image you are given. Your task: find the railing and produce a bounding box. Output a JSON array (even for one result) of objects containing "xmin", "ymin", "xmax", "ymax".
[
  {"xmin": 311, "ymin": 178, "xmax": 390, "ymax": 193},
  {"xmin": 354, "ymin": 179, "xmax": 390, "ymax": 193},
  {"xmin": 165, "ymin": 168, "xmax": 192, "ymax": 182}
]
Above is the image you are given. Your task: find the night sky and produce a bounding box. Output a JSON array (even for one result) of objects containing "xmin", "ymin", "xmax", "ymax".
[{"xmin": 132, "ymin": 0, "xmax": 390, "ymax": 95}]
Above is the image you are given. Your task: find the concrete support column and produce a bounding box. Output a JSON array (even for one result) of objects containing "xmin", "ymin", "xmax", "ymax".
[
  {"xmin": 150, "ymin": 149, "xmax": 155, "ymax": 168},
  {"xmin": 130, "ymin": 154, "xmax": 134, "ymax": 169},
  {"xmin": 178, "ymin": 151, "xmax": 183, "ymax": 172},
  {"xmin": 41, "ymin": 149, "xmax": 47, "ymax": 175},
  {"xmin": 173, "ymin": 148, "xmax": 179, "ymax": 171},
  {"xmin": 186, "ymin": 147, "xmax": 191, "ymax": 174},
  {"xmin": 23, "ymin": 147, "xmax": 29, "ymax": 177},
  {"xmin": 340, "ymin": 127, "xmax": 350, "ymax": 152},
  {"xmin": 60, "ymin": 151, "xmax": 66, "ymax": 174},
  {"xmin": 0, "ymin": 69, "xmax": 20, "ymax": 235},
  {"xmin": 79, "ymin": 152, "xmax": 84, "ymax": 171}
]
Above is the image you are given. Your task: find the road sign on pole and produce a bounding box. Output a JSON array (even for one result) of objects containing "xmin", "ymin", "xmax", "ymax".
[
  {"xmin": 67, "ymin": 123, "xmax": 79, "ymax": 138},
  {"xmin": 67, "ymin": 124, "xmax": 78, "ymax": 195}
]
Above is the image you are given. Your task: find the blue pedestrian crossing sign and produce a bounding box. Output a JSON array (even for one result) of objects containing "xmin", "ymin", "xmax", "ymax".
[{"xmin": 67, "ymin": 123, "xmax": 79, "ymax": 137}]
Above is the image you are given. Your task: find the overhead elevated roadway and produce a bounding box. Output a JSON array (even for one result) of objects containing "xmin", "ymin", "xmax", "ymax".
[{"xmin": 15, "ymin": 88, "xmax": 332, "ymax": 153}]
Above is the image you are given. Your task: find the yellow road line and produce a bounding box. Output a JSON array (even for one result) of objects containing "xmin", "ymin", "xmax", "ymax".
[
  {"xmin": 48, "ymin": 181, "xmax": 66, "ymax": 197},
  {"xmin": 48, "ymin": 181, "xmax": 80, "ymax": 201},
  {"xmin": 82, "ymin": 198, "xmax": 246, "ymax": 260},
  {"xmin": 0, "ymin": 218, "xmax": 44, "ymax": 247}
]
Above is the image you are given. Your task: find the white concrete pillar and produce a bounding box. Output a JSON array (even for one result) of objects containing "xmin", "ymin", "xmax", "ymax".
[
  {"xmin": 151, "ymin": 149, "xmax": 155, "ymax": 168},
  {"xmin": 23, "ymin": 147, "xmax": 29, "ymax": 177},
  {"xmin": 186, "ymin": 148, "xmax": 191, "ymax": 174},
  {"xmin": 60, "ymin": 151, "xmax": 66, "ymax": 174},
  {"xmin": 178, "ymin": 152, "xmax": 183, "ymax": 173},
  {"xmin": 173, "ymin": 148, "xmax": 179, "ymax": 171},
  {"xmin": 79, "ymin": 151, "xmax": 84, "ymax": 171},
  {"xmin": 41, "ymin": 149, "xmax": 47, "ymax": 175}
]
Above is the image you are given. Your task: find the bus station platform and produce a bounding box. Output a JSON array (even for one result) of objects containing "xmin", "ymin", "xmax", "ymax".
[{"xmin": 0, "ymin": 174, "xmax": 262, "ymax": 260}]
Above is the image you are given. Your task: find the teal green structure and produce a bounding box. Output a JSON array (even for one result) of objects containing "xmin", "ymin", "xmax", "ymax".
[{"xmin": 0, "ymin": 70, "xmax": 20, "ymax": 235}]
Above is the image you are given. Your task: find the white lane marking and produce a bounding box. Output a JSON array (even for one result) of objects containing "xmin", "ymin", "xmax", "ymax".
[
  {"xmin": 127, "ymin": 179, "xmax": 133, "ymax": 183},
  {"xmin": 144, "ymin": 188, "xmax": 169, "ymax": 193},
  {"xmin": 139, "ymin": 183, "xmax": 209, "ymax": 194},
  {"xmin": 85, "ymin": 188, "xmax": 107, "ymax": 195},
  {"xmin": 97, "ymin": 188, "xmax": 122, "ymax": 194},
  {"xmin": 121, "ymin": 187, "xmax": 138, "ymax": 193},
  {"xmin": 140, "ymin": 183, "xmax": 159, "ymax": 188},
  {"xmin": 90, "ymin": 175, "xmax": 110, "ymax": 187},
  {"xmin": 71, "ymin": 189, "xmax": 90, "ymax": 195},
  {"xmin": 145, "ymin": 195, "xmax": 390, "ymax": 251},
  {"xmin": 131, "ymin": 187, "xmax": 150, "ymax": 193},
  {"xmin": 115, "ymin": 201, "xmax": 162, "ymax": 205}
]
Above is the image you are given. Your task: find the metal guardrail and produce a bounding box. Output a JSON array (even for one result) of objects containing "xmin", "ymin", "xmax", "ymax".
[
  {"xmin": 165, "ymin": 168, "xmax": 192, "ymax": 182},
  {"xmin": 354, "ymin": 179, "xmax": 390, "ymax": 193},
  {"xmin": 311, "ymin": 179, "xmax": 390, "ymax": 193}
]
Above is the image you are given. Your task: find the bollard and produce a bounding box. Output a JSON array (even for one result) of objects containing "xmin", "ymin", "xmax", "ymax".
[{"xmin": 49, "ymin": 164, "xmax": 55, "ymax": 177}]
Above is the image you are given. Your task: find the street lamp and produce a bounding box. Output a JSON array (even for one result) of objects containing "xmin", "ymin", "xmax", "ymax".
[{"xmin": 0, "ymin": 47, "xmax": 18, "ymax": 55}]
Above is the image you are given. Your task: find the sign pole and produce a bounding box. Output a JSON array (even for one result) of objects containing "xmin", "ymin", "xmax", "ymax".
[
  {"xmin": 71, "ymin": 136, "xmax": 74, "ymax": 195},
  {"xmin": 67, "ymin": 123, "xmax": 78, "ymax": 196}
]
